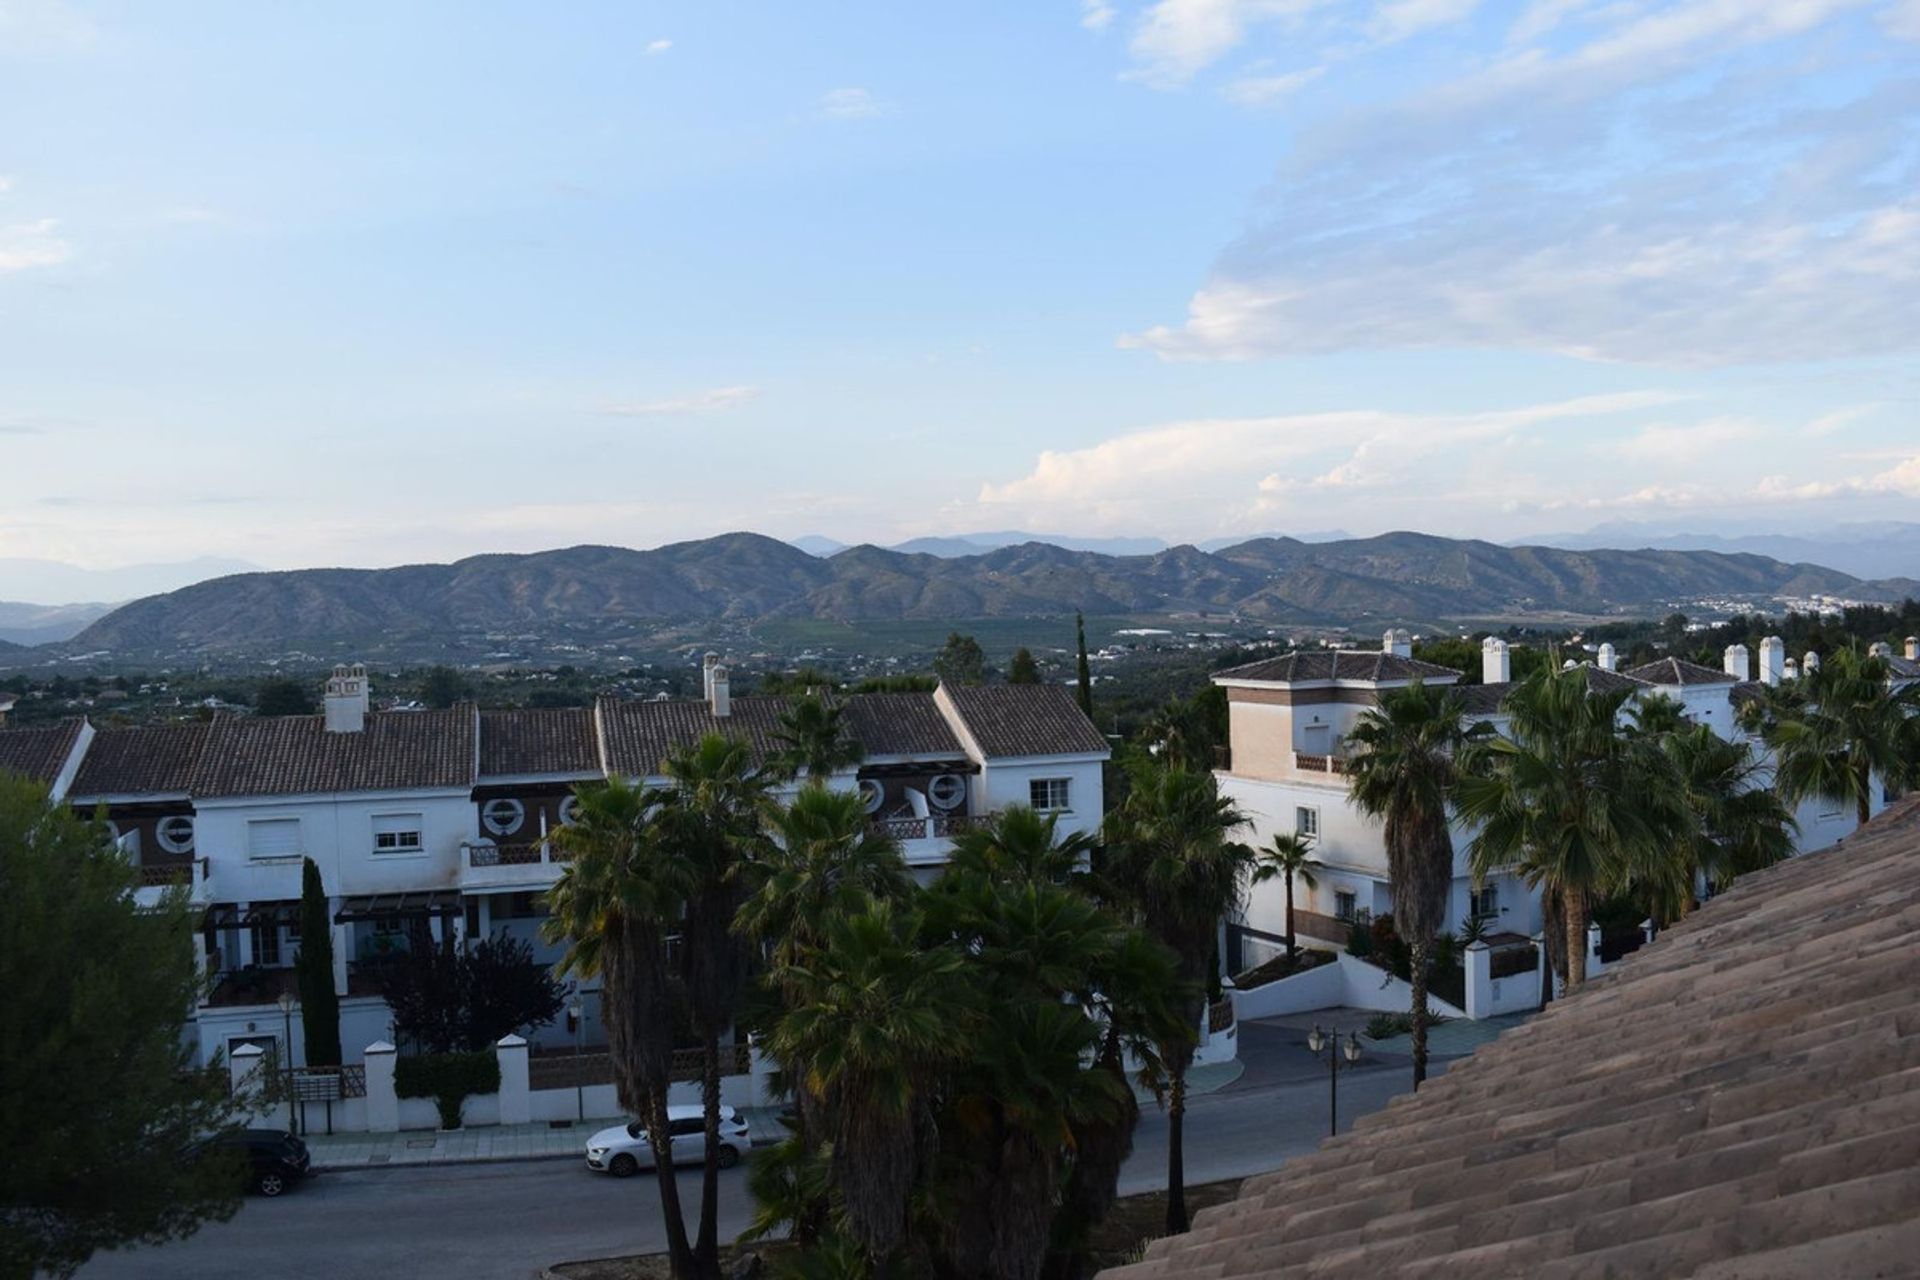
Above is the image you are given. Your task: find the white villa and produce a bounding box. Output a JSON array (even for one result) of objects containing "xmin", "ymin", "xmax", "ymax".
[
  {"xmin": 0, "ymin": 660, "xmax": 1110, "ymax": 1069},
  {"xmin": 1215, "ymin": 628, "xmax": 1920, "ymax": 972}
]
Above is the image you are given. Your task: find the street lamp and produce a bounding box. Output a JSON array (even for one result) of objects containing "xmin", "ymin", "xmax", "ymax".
[
  {"xmin": 1306, "ymin": 1024, "xmax": 1363, "ymax": 1137},
  {"xmin": 567, "ymin": 993, "xmax": 585, "ymax": 1123},
  {"xmin": 276, "ymin": 991, "xmax": 298, "ymax": 1136}
]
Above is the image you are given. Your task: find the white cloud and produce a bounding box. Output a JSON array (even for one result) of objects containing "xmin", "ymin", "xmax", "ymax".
[
  {"xmin": 0, "ymin": 0, "xmax": 96, "ymax": 56},
  {"xmin": 818, "ymin": 87, "xmax": 888, "ymax": 120},
  {"xmin": 1803, "ymin": 405, "xmax": 1877, "ymax": 437},
  {"xmin": 0, "ymin": 217, "xmax": 70, "ymax": 273},
  {"xmin": 645, "ymin": 38, "xmax": 672, "ymax": 55},
  {"xmin": 1371, "ymin": 0, "xmax": 1482, "ymax": 43},
  {"xmin": 1082, "ymin": 0, "xmax": 1118, "ymax": 31},
  {"xmin": 1757, "ymin": 454, "xmax": 1920, "ymax": 501},
  {"xmin": 1126, "ymin": 0, "xmax": 1330, "ymax": 87},
  {"xmin": 1222, "ymin": 65, "xmax": 1322, "ymax": 105},
  {"xmin": 599, "ymin": 385, "xmax": 759, "ymax": 416},
  {"xmin": 1612, "ymin": 418, "xmax": 1763, "ymax": 466},
  {"xmin": 1886, "ymin": 0, "xmax": 1920, "ymax": 40}
]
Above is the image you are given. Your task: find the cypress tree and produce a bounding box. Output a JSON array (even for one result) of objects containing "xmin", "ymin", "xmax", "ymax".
[
  {"xmin": 296, "ymin": 857, "xmax": 341, "ymax": 1066},
  {"xmin": 1075, "ymin": 612, "xmax": 1093, "ymax": 716}
]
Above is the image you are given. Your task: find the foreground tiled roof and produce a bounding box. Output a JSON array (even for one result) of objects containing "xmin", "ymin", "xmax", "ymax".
[
  {"xmin": 1215, "ymin": 651, "xmax": 1462, "ymax": 685},
  {"xmin": 0, "ymin": 719, "xmax": 86, "ymax": 786},
  {"xmin": 70, "ymin": 722, "xmax": 211, "ymax": 797},
  {"xmin": 837, "ymin": 692, "xmax": 965, "ymax": 758},
  {"xmin": 1623, "ymin": 656, "xmax": 1739, "ymax": 686},
  {"xmin": 190, "ymin": 709, "xmax": 478, "ymax": 797},
  {"xmin": 940, "ymin": 683, "xmax": 1109, "ymax": 758},
  {"xmin": 478, "ymin": 707, "xmax": 600, "ymax": 777},
  {"xmin": 1106, "ymin": 798, "xmax": 1920, "ymax": 1280},
  {"xmin": 597, "ymin": 695, "xmax": 799, "ymax": 776}
]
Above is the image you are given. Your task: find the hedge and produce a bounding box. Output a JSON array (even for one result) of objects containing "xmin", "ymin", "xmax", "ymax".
[{"xmin": 395, "ymin": 1050, "xmax": 501, "ymax": 1129}]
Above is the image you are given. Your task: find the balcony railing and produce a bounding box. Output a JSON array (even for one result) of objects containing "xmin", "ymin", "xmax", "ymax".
[
  {"xmin": 133, "ymin": 856, "xmax": 211, "ymax": 902},
  {"xmin": 869, "ymin": 813, "xmax": 990, "ymax": 842},
  {"xmin": 1294, "ymin": 753, "xmax": 1349, "ymax": 775},
  {"xmin": 462, "ymin": 840, "xmax": 573, "ymax": 874}
]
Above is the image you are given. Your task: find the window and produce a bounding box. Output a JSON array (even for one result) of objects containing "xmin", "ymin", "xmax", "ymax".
[
  {"xmin": 556, "ymin": 795, "xmax": 580, "ymax": 827},
  {"xmin": 247, "ymin": 818, "xmax": 301, "ymax": 860},
  {"xmin": 1470, "ymin": 883, "xmax": 1500, "ymax": 920},
  {"xmin": 1294, "ymin": 806, "xmax": 1319, "ymax": 842},
  {"xmin": 372, "ymin": 813, "xmax": 424, "ymax": 855},
  {"xmin": 667, "ymin": 1117, "xmax": 704, "ymax": 1138},
  {"xmin": 155, "ymin": 814, "xmax": 195, "ymax": 854},
  {"xmin": 481, "ymin": 798, "xmax": 525, "ymax": 837},
  {"xmin": 253, "ymin": 922, "xmax": 283, "ymax": 966},
  {"xmin": 1334, "ymin": 890, "xmax": 1358, "ymax": 922},
  {"xmin": 1029, "ymin": 778, "xmax": 1072, "ymax": 812},
  {"xmin": 857, "ymin": 779, "xmax": 885, "ymax": 814},
  {"xmin": 927, "ymin": 774, "xmax": 967, "ymax": 811}
]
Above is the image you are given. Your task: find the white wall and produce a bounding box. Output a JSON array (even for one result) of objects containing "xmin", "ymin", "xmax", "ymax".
[
  {"xmin": 194, "ymin": 788, "xmax": 476, "ymax": 902},
  {"xmin": 1231, "ymin": 952, "xmax": 1466, "ymax": 1021},
  {"xmin": 973, "ymin": 756, "xmax": 1105, "ymax": 840}
]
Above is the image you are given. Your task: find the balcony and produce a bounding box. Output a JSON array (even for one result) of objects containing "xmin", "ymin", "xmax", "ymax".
[
  {"xmin": 1294, "ymin": 752, "xmax": 1349, "ymax": 776},
  {"xmin": 459, "ymin": 839, "xmax": 573, "ymax": 889},
  {"xmin": 869, "ymin": 812, "xmax": 989, "ymax": 865},
  {"xmin": 133, "ymin": 856, "xmax": 212, "ymax": 909}
]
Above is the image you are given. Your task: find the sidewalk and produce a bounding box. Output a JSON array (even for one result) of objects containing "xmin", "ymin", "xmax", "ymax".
[{"xmin": 303, "ymin": 1105, "xmax": 791, "ymax": 1171}]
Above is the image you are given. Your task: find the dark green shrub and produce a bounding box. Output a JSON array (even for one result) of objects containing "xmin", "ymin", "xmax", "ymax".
[{"xmin": 395, "ymin": 1051, "xmax": 500, "ymax": 1129}]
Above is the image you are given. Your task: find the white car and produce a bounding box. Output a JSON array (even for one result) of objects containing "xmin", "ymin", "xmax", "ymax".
[{"xmin": 586, "ymin": 1104, "xmax": 749, "ymax": 1176}]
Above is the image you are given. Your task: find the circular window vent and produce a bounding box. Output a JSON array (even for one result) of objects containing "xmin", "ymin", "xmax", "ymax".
[
  {"xmin": 927, "ymin": 774, "xmax": 966, "ymax": 812},
  {"xmin": 857, "ymin": 779, "xmax": 885, "ymax": 814},
  {"xmin": 156, "ymin": 815, "xmax": 195, "ymax": 854},
  {"xmin": 482, "ymin": 798, "xmax": 526, "ymax": 837},
  {"xmin": 557, "ymin": 795, "xmax": 581, "ymax": 827}
]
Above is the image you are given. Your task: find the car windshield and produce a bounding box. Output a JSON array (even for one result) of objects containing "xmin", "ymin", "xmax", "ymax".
[{"xmin": 625, "ymin": 1122, "xmax": 644, "ymax": 1139}]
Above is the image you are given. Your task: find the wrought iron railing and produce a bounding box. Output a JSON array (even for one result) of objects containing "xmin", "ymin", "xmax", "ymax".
[{"xmin": 1208, "ymin": 997, "xmax": 1235, "ymax": 1035}]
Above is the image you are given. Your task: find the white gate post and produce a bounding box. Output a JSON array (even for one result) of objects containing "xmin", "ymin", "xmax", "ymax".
[
  {"xmin": 364, "ymin": 1041, "xmax": 399, "ymax": 1133},
  {"xmin": 496, "ymin": 1035, "xmax": 531, "ymax": 1126},
  {"xmin": 1465, "ymin": 940, "xmax": 1491, "ymax": 1020}
]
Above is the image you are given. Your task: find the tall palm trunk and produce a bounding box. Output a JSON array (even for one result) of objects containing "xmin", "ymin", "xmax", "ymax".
[
  {"xmin": 1164, "ymin": 1063, "xmax": 1189, "ymax": 1235},
  {"xmin": 1284, "ymin": 870, "xmax": 1296, "ymax": 954},
  {"xmin": 695, "ymin": 1031, "xmax": 723, "ymax": 1276},
  {"xmin": 1562, "ymin": 886, "xmax": 1588, "ymax": 990},
  {"xmin": 1856, "ymin": 757, "xmax": 1873, "ymax": 828},
  {"xmin": 1407, "ymin": 938, "xmax": 1430, "ymax": 1089},
  {"xmin": 644, "ymin": 1089, "xmax": 698, "ymax": 1279}
]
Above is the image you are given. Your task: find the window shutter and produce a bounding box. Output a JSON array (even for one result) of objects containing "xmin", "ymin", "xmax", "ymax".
[{"xmin": 248, "ymin": 819, "xmax": 301, "ymax": 858}]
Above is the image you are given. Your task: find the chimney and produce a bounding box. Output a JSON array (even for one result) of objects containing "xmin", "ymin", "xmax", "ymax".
[
  {"xmin": 1384, "ymin": 628, "xmax": 1412, "ymax": 659},
  {"xmin": 1758, "ymin": 636, "xmax": 1785, "ymax": 687},
  {"xmin": 1723, "ymin": 644, "xmax": 1749, "ymax": 681},
  {"xmin": 323, "ymin": 663, "xmax": 370, "ymax": 733},
  {"xmin": 702, "ymin": 652, "xmax": 719, "ymax": 702},
  {"xmin": 1783, "ymin": 658, "xmax": 1799, "ymax": 681},
  {"xmin": 1597, "ymin": 642, "xmax": 1616, "ymax": 672},
  {"xmin": 709, "ymin": 664, "xmax": 730, "ymax": 718},
  {"xmin": 1907, "ymin": 636, "xmax": 1918, "ymax": 661},
  {"xmin": 1482, "ymin": 637, "xmax": 1510, "ymax": 685},
  {"xmin": 1804, "ymin": 651, "xmax": 1820, "ymax": 676}
]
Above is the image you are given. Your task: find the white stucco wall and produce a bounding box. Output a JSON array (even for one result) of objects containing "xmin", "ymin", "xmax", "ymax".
[{"xmin": 194, "ymin": 788, "xmax": 476, "ymax": 901}]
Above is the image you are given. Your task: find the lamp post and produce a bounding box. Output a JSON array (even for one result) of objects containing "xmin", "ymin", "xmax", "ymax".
[
  {"xmin": 276, "ymin": 990, "xmax": 298, "ymax": 1136},
  {"xmin": 1306, "ymin": 1024, "xmax": 1363, "ymax": 1138},
  {"xmin": 567, "ymin": 993, "xmax": 584, "ymax": 1123}
]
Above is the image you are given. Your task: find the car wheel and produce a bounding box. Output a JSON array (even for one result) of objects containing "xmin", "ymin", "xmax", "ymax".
[
  {"xmin": 256, "ymin": 1171, "xmax": 288, "ymax": 1197},
  {"xmin": 609, "ymin": 1154, "xmax": 640, "ymax": 1178},
  {"xmin": 716, "ymin": 1145, "xmax": 740, "ymax": 1170}
]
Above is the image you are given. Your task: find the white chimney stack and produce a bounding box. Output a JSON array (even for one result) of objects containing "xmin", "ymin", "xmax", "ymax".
[
  {"xmin": 1384, "ymin": 628, "xmax": 1412, "ymax": 659},
  {"xmin": 323, "ymin": 663, "xmax": 370, "ymax": 733},
  {"xmin": 1907, "ymin": 636, "xmax": 1918, "ymax": 661},
  {"xmin": 1804, "ymin": 651, "xmax": 1820, "ymax": 676},
  {"xmin": 1723, "ymin": 644, "xmax": 1750, "ymax": 681},
  {"xmin": 1869, "ymin": 641, "xmax": 1893, "ymax": 659},
  {"xmin": 709, "ymin": 664, "xmax": 730, "ymax": 718},
  {"xmin": 1597, "ymin": 642, "xmax": 1617, "ymax": 672},
  {"xmin": 702, "ymin": 652, "xmax": 719, "ymax": 702},
  {"xmin": 1759, "ymin": 636, "xmax": 1785, "ymax": 687},
  {"xmin": 1482, "ymin": 637, "xmax": 1510, "ymax": 685},
  {"xmin": 1783, "ymin": 658, "xmax": 1799, "ymax": 681}
]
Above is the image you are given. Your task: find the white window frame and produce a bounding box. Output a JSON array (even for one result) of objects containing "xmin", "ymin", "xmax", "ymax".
[
  {"xmin": 1333, "ymin": 889, "xmax": 1358, "ymax": 922},
  {"xmin": 1294, "ymin": 805, "xmax": 1320, "ymax": 843},
  {"xmin": 1470, "ymin": 882, "xmax": 1500, "ymax": 920},
  {"xmin": 371, "ymin": 812, "xmax": 426, "ymax": 857},
  {"xmin": 155, "ymin": 814, "xmax": 196, "ymax": 855},
  {"xmin": 1029, "ymin": 777, "xmax": 1072, "ymax": 813},
  {"xmin": 556, "ymin": 795, "xmax": 580, "ymax": 827},
  {"xmin": 481, "ymin": 798, "xmax": 525, "ymax": 837},
  {"xmin": 247, "ymin": 817, "xmax": 302, "ymax": 862},
  {"xmin": 927, "ymin": 774, "xmax": 967, "ymax": 812}
]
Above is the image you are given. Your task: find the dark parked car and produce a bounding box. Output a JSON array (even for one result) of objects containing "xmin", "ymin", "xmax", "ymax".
[{"xmin": 197, "ymin": 1128, "xmax": 313, "ymax": 1196}]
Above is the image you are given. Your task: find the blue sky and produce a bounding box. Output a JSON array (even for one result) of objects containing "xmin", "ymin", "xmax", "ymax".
[{"xmin": 1, "ymin": 0, "xmax": 1916, "ymax": 574}]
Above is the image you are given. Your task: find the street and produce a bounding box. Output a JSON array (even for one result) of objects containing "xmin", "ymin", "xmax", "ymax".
[{"xmin": 81, "ymin": 1022, "xmax": 1429, "ymax": 1280}]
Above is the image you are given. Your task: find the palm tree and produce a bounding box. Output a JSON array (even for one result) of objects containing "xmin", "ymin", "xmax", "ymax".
[
  {"xmin": 1649, "ymin": 721, "xmax": 1795, "ymax": 922},
  {"xmin": 544, "ymin": 778, "xmax": 698, "ymax": 1279},
  {"xmin": 774, "ymin": 693, "xmax": 866, "ymax": 783},
  {"xmin": 738, "ymin": 785, "xmax": 912, "ymax": 969},
  {"xmin": 657, "ymin": 734, "xmax": 776, "ymax": 1275},
  {"xmin": 1738, "ymin": 646, "xmax": 1920, "ymax": 829},
  {"xmin": 1249, "ymin": 832, "xmax": 1320, "ymax": 958},
  {"xmin": 1101, "ymin": 764, "xmax": 1250, "ymax": 1234},
  {"xmin": 1456, "ymin": 665, "xmax": 1687, "ymax": 991},
  {"xmin": 770, "ymin": 902, "xmax": 965, "ymax": 1277},
  {"xmin": 944, "ymin": 804, "xmax": 1093, "ymax": 886},
  {"xmin": 1344, "ymin": 680, "xmax": 1476, "ymax": 1089}
]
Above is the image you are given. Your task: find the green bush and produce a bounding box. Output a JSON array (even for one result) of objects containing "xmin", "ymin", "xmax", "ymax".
[{"xmin": 395, "ymin": 1051, "xmax": 500, "ymax": 1129}]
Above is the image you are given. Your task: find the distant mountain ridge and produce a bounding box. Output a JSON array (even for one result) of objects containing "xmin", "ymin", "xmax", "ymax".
[
  {"xmin": 52, "ymin": 531, "xmax": 1919, "ymax": 660},
  {"xmin": 1518, "ymin": 521, "xmax": 1920, "ymax": 582}
]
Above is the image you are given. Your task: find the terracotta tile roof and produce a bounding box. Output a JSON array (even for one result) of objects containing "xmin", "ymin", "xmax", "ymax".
[
  {"xmin": 478, "ymin": 707, "xmax": 601, "ymax": 778},
  {"xmin": 838, "ymin": 692, "xmax": 965, "ymax": 758},
  {"xmin": 189, "ymin": 708, "xmax": 477, "ymax": 797},
  {"xmin": 597, "ymin": 695, "xmax": 799, "ymax": 776},
  {"xmin": 1215, "ymin": 650, "xmax": 1462, "ymax": 685},
  {"xmin": 1104, "ymin": 797, "xmax": 1920, "ymax": 1280},
  {"xmin": 1624, "ymin": 656, "xmax": 1739, "ymax": 686},
  {"xmin": 1455, "ymin": 665, "xmax": 1647, "ymax": 715},
  {"xmin": 939, "ymin": 683, "xmax": 1109, "ymax": 759},
  {"xmin": 0, "ymin": 718, "xmax": 86, "ymax": 786},
  {"xmin": 70, "ymin": 722, "xmax": 210, "ymax": 797}
]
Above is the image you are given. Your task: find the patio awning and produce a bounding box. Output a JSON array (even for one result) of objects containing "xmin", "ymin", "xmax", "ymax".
[
  {"xmin": 333, "ymin": 890, "xmax": 464, "ymax": 923},
  {"xmin": 201, "ymin": 901, "xmax": 299, "ymax": 929}
]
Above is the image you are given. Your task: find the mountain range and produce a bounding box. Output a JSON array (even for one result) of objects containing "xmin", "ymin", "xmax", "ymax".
[
  {"xmin": 44, "ymin": 531, "xmax": 1920, "ymax": 662},
  {"xmin": 1514, "ymin": 521, "xmax": 1920, "ymax": 583}
]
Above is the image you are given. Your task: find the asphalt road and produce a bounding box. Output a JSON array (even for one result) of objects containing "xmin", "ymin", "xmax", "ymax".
[{"xmin": 81, "ymin": 1024, "xmax": 1427, "ymax": 1280}]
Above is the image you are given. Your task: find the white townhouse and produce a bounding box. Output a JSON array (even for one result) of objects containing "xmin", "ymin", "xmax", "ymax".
[
  {"xmin": 1214, "ymin": 629, "xmax": 1920, "ymax": 971},
  {"xmin": 1, "ymin": 662, "xmax": 1110, "ymax": 1069}
]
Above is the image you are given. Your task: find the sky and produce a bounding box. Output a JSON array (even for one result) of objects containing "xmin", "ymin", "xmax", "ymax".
[{"xmin": 1, "ymin": 0, "xmax": 1917, "ymax": 583}]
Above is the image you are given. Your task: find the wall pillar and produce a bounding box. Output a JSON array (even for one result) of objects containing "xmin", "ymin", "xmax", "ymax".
[
  {"xmin": 1464, "ymin": 940, "xmax": 1491, "ymax": 1020},
  {"xmin": 364, "ymin": 1041, "xmax": 399, "ymax": 1133},
  {"xmin": 235, "ymin": 904, "xmax": 255, "ymax": 968},
  {"xmin": 495, "ymin": 1034, "xmax": 530, "ymax": 1126},
  {"xmin": 1586, "ymin": 921, "xmax": 1605, "ymax": 978},
  {"xmin": 331, "ymin": 919, "xmax": 350, "ymax": 997}
]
